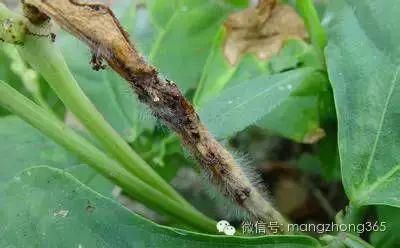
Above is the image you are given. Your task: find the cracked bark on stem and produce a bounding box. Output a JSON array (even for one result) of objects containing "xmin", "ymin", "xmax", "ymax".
[{"xmin": 23, "ymin": 0, "xmax": 288, "ymax": 232}]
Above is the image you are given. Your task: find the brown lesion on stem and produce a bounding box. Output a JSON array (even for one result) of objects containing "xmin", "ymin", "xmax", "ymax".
[
  {"xmin": 90, "ymin": 52, "xmax": 107, "ymax": 71},
  {"xmin": 22, "ymin": 0, "xmax": 288, "ymax": 233}
]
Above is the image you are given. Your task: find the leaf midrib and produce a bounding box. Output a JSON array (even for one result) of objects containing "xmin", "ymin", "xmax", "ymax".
[{"xmin": 229, "ymin": 71, "xmax": 304, "ymax": 112}]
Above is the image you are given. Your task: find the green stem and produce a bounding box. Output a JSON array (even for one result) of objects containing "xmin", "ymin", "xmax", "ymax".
[
  {"xmin": 0, "ymin": 80, "xmax": 217, "ymax": 233},
  {"xmin": 296, "ymin": 0, "xmax": 327, "ymax": 65},
  {"xmin": 17, "ymin": 36, "xmax": 191, "ymax": 208},
  {"xmin": 1, "ymin": 43, "xmax": 54, "ymax": 114},
  {"xmin": 31, "ymin": 90, "xmax": 54, "ymax": 114},
  {"xmin": 342, "ymin": 204, "xmax": 366, "ymax": 226}
]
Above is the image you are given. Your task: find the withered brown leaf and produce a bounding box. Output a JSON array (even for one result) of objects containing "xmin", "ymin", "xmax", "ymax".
[
  {"xmin": 24, "ymin": 0, "xmax": 154, "ymax": 78},
  {"xmin": 224, "ymin": 0, "xmax": 307, "ymax": 65}
]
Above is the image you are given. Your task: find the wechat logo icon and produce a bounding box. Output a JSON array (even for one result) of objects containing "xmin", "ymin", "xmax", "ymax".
[{"xmin": 216, "ymin": 220, "xmax": 236, "ymax": 236}]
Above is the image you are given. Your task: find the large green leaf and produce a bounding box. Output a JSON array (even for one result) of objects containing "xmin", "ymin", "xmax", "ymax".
[
  {"xmin": 257, "ymin": 95, "xmax": 322, "ymax": 143},
  {"xmin": 247, "ymin": 41, "xmax": 328, "ymax": 143},
  {"xmin": 325, "ymin": 0, "xmax": 400, "ymax": 207},
  {"xmin": 0, "ymin": 166, "xmax": 320, "ymax": 247},
  {"xmin": 0, "ymin": 116, "xmax": 112, "ymax": 195},
  {"xmin": 199, "ymin": 68, "xmax": 319, "ymax": 139},
  {"xmin": 148, "ymin": 0, "xmax": 246, "ymax": 92},
  {"xmin": 0, "ymin": 116, "xmax": 77, "ymax": 182},
  {"xmin": 195, "ymin": 37, "xmax": 327, "ymax": 142},
  {"xmin": 194, "ymin": 37, "xmax": 321, "ymax": 107}
]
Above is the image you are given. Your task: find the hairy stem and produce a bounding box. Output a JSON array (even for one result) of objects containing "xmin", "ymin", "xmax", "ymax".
[
  {"xmin": 22, "ymin": 0, "xmax": 288, "ymax": 231},
  {"xmin": 2, "ymin": 1, "xmax": 208, "ymax": 229},
  {"xmin": 0, "ymin": 80, "xmax": 217, "ymax": 233},
  {"xmin": 17, "ymin": 36, "xmax": 193, "ymax": 208}
]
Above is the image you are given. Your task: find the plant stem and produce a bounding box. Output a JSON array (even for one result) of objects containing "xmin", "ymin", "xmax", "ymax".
[
  {"xmin": 22, "ymin": 0, "xmax": 289, "ymax": 230},
  {"xmin": 0, "ymin": 80, "xmax": 217, "ymax": 233},
  {"xmin": 296, "ymin": 0, "xmax": 327, "ymax": 65},
  {"xmin": 1, "ymin": 43, "xmax": 54, "ymax": 114},
  {"xmin": 17, "ymin": 36, "xmax": 191, "ymax": 208},
  {"xmin": 0, "ymin": 3, "xmax": 26, "ymax": 45},
  {"xmin": 342, "ymin": 204, "xmax": 366, "ymax": 226}
]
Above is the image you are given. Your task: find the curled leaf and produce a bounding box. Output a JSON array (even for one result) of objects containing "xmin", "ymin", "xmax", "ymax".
[{"xmin": 224, "ymin": 0, "xmax": 307, "ymax": 65}]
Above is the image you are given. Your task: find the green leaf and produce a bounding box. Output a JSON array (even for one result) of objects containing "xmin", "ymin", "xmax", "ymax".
[
  {"xmin": 0, "ymin": 115, "xmax": 77, "ymax": 182},
  {"xmin": 257, "ymin": 94, "xmax": 322, "ymax": 143},
  {"xmin": 325, "ymin": 0, "xmax": 400, "ymax": 207},
  {"xmin": 131, "ymin": 131, "xmax": 192, "ymax": 182},
  {"xmin": 0, "ymin": 166, "xmax": 321, "ymax": 247},
  {"xmin": 199, "ymin": 68, "xmax": 317, "ymax": 139},
  {"xmin": 194, "ymin": 38, "xmax": 321, "ymax": 108},
  {"xmin": 55, "ymin": 1, "xmax": 155, "ymax": 142},
  {"xmin": 268, "ymin": 40, "xmax": 322, "ymax": 74},
  {"xmin": 0, "ymin": 116, "xmax": 112, "ymax": 195},
  {"xmin": 370, "ymin": 206, "xmax": 400, "ymax": 248},
  {"xmin": 57, "ymin": 35, "xmax": 149, "ymax": 142},
  {"xmin": 132, "ymin": 5, "xmax": 159, "ymax": 55},
  {"xmin": 148, "ymin": 0, "xmax": 190, "ymax": 29},
  {"xmin": 318, "ymin": 124, "xmax": 341, "ymax": 181},
  {"xmin": 195, "ymin": 37, "xmax": 327, "ymax": 142},
  {"xmin": 322, "ymin": 233, "xmax": 373, "ymax": 248},
  {"xmin": 266, "ymin": 41, "xmax": 332, "ymax": 143},
  {"xmin": 148, "ymin": 0, "xmax": 245, "ymax": 92},
  {"xmin": 193, "ymin": 28, "xmax": 238, "ymax": 107}
]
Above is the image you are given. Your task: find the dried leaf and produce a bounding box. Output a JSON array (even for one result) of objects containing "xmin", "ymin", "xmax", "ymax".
[
  {"xmin": 24, "ymin": 0, "xmax": 154, "ymax": 78},
  {"xmin": 224, "ymin": 0, "xmax": 307, "ymax": 65}
]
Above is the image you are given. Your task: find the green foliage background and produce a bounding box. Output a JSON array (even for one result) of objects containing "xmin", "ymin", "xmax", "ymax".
[{"xmin": 0, "ymin": 0, "xmax": 399, "ymax": 247}]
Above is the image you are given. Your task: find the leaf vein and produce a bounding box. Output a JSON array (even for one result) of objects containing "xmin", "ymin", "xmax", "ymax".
[
  {"xmin": 357, "ymin": 165, "xmax": 400, "ymax": 204},
  {"xmin": 361, "ymin": 65, "xmax": 400, "ymax": 186}
]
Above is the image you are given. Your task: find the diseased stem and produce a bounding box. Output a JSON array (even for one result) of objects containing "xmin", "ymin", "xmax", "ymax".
[
  {"xmin": 1, "ymin": 1, "xmax": 209, "ymax": 229},
  {"xmin": 17, "ymin": 36, "xmax": 192, "ymax": 209},
  {"xmin": 0, "ymin": 3, "xmax": 26, "ymax": 45},
  {"xmin": 0, "ymin": 80, "xmax": 217, "ymax": 233},
  {"xmin": 22, "ymin": 0, "xmax": 288, "ymax": 231}
]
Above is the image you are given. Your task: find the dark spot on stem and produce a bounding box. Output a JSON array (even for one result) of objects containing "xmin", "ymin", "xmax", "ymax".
[
  {"xmin": 234, "ymin": 187, "xmax": 251, "ymax": 205},
  {"xmin": 50, "ymin": 33, "xmax": 56, "ymax": 42}
]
